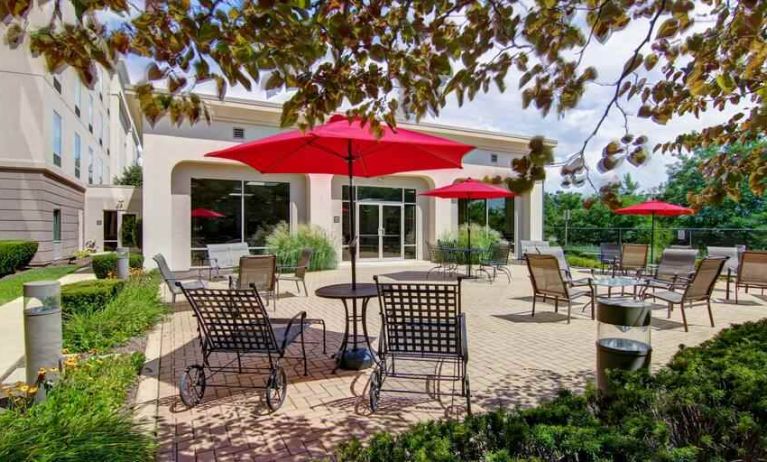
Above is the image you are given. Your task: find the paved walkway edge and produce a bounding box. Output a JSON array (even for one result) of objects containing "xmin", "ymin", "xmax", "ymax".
[{"xmin": 135, "ymin": 319, "xmax": 164, "ymax": 438}]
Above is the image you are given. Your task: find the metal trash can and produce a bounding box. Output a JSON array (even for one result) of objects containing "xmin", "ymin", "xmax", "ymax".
[
  {"xmin": 596, "ymin": 297, "xmax": 653, "ymax": 393},
  {"xmin": 116, "ymin": 247, "xmax": 129, "ymax": 280}
]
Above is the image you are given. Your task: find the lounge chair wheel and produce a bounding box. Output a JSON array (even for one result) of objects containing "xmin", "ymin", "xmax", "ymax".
[
  {"xmin": 369, "ymin": 370, "xmax": 382, "ymax": 412},
  {"xmin": 179, "ymin": 365, "xmax": 206, "ymax": 407},
  {"xmin": 265, "ymin": 366, "xmax": 288, "ymax": 412}
]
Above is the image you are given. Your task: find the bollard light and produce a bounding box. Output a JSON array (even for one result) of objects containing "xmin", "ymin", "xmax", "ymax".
[
  {"xmin": 23, "ymin": 280, "xmax": 62, "ymax": 400},
  {"xmin": 116, "ymin": 246, "xmax": 129, "ymax": 280}
]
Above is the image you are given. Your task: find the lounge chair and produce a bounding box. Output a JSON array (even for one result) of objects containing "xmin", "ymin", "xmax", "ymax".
[
  {"xmin": 612, "ymin": 243, "xmax": 649, "ymax": 275},
  {"xmin": 536, "ymin": 246, "xmax": 591, "ymax": 287},
  {"xmin": 371, "ymin": 276, "xmax": 470, "ymax": 413},
  {"xmin": 598, "ymin": 243, "xmax": 621, "ymax": 274},
  {"xmin": 478, "ymin": 240, "xmax": 512, "ymax": 282},
  {"xmin": 277, "ymin": 248, "xmax": 313, "ymax": 296},
  {"xmin": 640, "ymin": 248, "xmax": 698, "ymax": 293},
  {"xmin": 734, "ymin": 250, "xmax": 767, "ymax": 303},
  {"xmin": 230, "ymin": 255, "xmax": 279, "ymax": 308},
  {"xmin": 525, "ymin": 253, "xmax": 594, "ymax": 323},
  {"xmin": 205, "ymin": 242, "xmax": 251, "ymax": 278},
  {"xmin": 153, "ymin": 253, "xmax": 206, "ymax": 303},
  {"xmin": 176, "ymin": 284, "xmax": 311, "ymax": 411},
  {"xmin": 644, "ymin": 257, "xmax": 727, "ymax": 332},
  {"xmin": 707, "ymin": 246, "xmax": 744, "ymax": 299},
  {"xmin": 519, "ymin": 240, "xmax": 549, "ymax": 260}
]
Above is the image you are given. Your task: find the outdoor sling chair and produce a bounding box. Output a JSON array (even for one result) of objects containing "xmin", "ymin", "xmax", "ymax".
[
  {"xmin": 519, "ymin": 240, "xmax": 549, "ymax": 260},
  {"xmin": 176, "ymin": 284, "xmax": 318, "ymax": 412},
  {"xmin": 536, "ymin": 246, "xmax": 592, "ymax": 288},
  {"xmin": 642, "ymin": 256, "xmax": 727, "ymax": 332},
  {"xmin": 205, "ymin": 242, "xmax": 251, "ymax": 279},
  {"xmin": 525, "ymin": 253, "xmax": 594, "ymax": 323},
  {"xmin": 734, "ymin": 250, "xmax": 767, "ymax": 304},
  {"xmin": 478, "ymin": 240, "xmax": 513, "ymax": 283},
  {"xmin": 370, "ymin": 276, "xmax": 471, "ymax": 414},
  {"xmin": 153, "ymin": 253, "xmax": 207, "ymax": 303},
  {"xmin": 707, "ymin": 245, "xmax": 745, "ymax": 300},
  {"xmin": 612, "ymin": 243, "xmax": 649, "ymax": 275},
  {"xmin": 230, "ymin": 255, "xmax": 279, "ymax": 309},
  {"xmin": 598, "ymin": 243, "xmax": 621, "ymax": 274},
  {"xmin": 277, "ymin": 248, "xmax": 313, "ymax": 296},
  {"xmin": 639, "ymin": 248, "xmax": 698, "ymax": 294}
]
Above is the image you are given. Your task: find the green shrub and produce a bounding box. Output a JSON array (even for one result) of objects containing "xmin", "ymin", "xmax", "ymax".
[
  {"xmin": 438, "ymin": 224, "xmax": 502, "ymax": 263},
  {"xmin": 64, "ymin": 271, "xmax": 167, "ymax": 352},
  {"xmin": 0, "ymin": 353, "xmax": 155, "ymax": 461},
  {"xmin": 91, "ymin": 252, "xmax": 144, "ymax": 279},
  {"xmin": 566, "ymin": 255, "xmax": 602, "ymax": 269},
  {"xmin": 61, "ymin": 279, "xmax": 125, "ymax": 316},
  {"xmin": 336, "ymin": 319, "xmax": 767, "ymax": 461},
  {"xmin": 266, "ymin": 222, "xmax": 338, "ymax": 271},
  {"xmin": 0, "ymin": 240, "xmax": 38, "ymax": 277}
]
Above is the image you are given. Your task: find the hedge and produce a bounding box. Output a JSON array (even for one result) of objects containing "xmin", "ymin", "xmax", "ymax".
[
  {"xmin": 337, "ymin": 319, "xmax": 767, "ymax": 461},
  {"xmin": 0, "ymin": 241, "xmax": 38, "ymax": 277},
  {"xmin": 91, "ymin": 252, "xmax": 144, "ymax": 279},
  {"xmin": 61, "ymin": 279, "xmax": 125, "ymax": 316}
]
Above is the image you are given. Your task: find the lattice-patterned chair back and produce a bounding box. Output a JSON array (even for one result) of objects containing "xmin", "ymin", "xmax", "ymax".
[
  {"xmin": 374, "ymin": 278, "xmax": 463, "ymax": 357},
  {"xmin": 180, "ymin": 286, "xmax": 279, "ymax": 353}
]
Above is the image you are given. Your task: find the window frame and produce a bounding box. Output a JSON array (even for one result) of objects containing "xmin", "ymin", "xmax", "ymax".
[
  {"xmin": 53, "ymin": 209, "xmax": 62, "ymax": 243},
  {"xmin": 52, "ymin": 111, "xmax": 62, "ymax": 167}
]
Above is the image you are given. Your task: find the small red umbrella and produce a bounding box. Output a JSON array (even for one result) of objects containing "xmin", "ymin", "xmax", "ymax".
[
  {"xmin": 206, "ymin": 114, "xmax": 474, "ymax": 287},
  {"xmin": 614, "ymin": 199, "xmax": 694, "ymax": 262},
  {"xmin": 191, "ymin": 208, "xmax": 225, "ymax": 218},
  {"xmin": 422, "ymin": 179, "xmax": 514, "ymax": 275}
]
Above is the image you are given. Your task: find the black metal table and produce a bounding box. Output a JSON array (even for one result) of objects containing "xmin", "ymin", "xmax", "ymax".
[
  {"xmin": 440, "ymin": 247, "xmax": 485, "ymax": 278},
  {"xmin": 315, "ymin": 283, "xmax": 378, "ymax": 371}
]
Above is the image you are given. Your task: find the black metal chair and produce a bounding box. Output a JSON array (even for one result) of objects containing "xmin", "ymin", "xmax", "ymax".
[
  {"xmin": 370, "ymin": 276, "xmax": 470, "ymax": 414},
  {"xmin": 176, "ymin": 284, "xmax": 312, "ymax": 412},
  {"xmin": 478, "ymin": 241, "xmax": 512, "ymax": 283}
]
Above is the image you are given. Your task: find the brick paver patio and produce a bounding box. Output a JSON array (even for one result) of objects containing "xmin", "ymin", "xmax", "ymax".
[{"xmin": 143, "ymin": 262, "xmax": 767, "ymax": 461}]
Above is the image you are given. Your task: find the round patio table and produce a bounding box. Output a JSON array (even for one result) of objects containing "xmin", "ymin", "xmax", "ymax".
[
  {"xmin": 315, "ymin": 283, "xmax": 378, "ymax": 372},
  {"xmin": 591, "ymin": 276, "xmax": 645, "ymax": 299}
]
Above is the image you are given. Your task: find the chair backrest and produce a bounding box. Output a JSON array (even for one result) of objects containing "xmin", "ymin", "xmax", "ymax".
[
  {"xmin": 178, "ymin": 286, "xmax": 278, "ymax": 353},
  {"xmin": 294, "ymin": 248, "xmax": 314, "ymax": 278},
  {"xmin": 525, "ymin": 254, "xmax": 568, "ymax": 297},
  {"xmin": 621, "ymin": 243, "xmax": 648, "ymax": 269},
  {"xmin": 656, "ymin": 249, "xmax": 698, "ymax": 279},
  {"xmin": 374, "ymin": 277, "xmax": 463, "ymax": 356},
  {"xmin": 707, "ymin": 246, "xmax": 742, "ymax": 273},
  {"xmin": 206, "ymin": 242, "xmax": 251, "ymax": 269},
  {"xmin": 520, "ymin": 240, "xmax": 549, "ymax": 258},
  {"xmin": 426, "ymin": 241, "xmax": 443, "ymax": 264},
  {"xmin": 235, "ymin": 255, "xmax": 276, "ymax": 291},
  {"xmin": 599, "ymin": 243, "xmax": 621, "ymax": 262},
  {"xmin": 489, "ymin": 240, "xmax": 512, "ymax": 264},
  {"xmin": 684, "ymin": 257, "xmax": 727, "ymax": 300},
  {"xmin": 537, "ymin": 246, "xmax": 569, "ymax": 274},
  {"xmin": 737, "ymin": 250, "xmax": 767, "ymax": 286},
  {"xmin": 153, "ymin": 253, "xmax": 180, "ymax": 294}
]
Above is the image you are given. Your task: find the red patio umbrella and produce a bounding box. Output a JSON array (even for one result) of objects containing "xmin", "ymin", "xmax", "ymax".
[
  {"xmin": 191, "ymin": 208, "xmax": 225, "ymax": 218},
  {"xmin": 614, "ymin": 199, "xmax": 694, "ymax": 262},
  {"xmin": 421, "ymin": 179, "xmax": 514, "ymax": 275},
  {"xmin": 206, "ymin": 114, "xmax": 474, "ymax": 287}
]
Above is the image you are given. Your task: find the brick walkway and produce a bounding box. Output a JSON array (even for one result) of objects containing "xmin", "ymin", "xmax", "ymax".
[{"xmin": 145, "ymin": 263, "xmax": 767, "ymax": 461}]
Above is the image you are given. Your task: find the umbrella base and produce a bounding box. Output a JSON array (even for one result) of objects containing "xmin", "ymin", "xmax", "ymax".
[{"xmin": 338, "ymin": 348, "xmax": 374, "ymax": 370}]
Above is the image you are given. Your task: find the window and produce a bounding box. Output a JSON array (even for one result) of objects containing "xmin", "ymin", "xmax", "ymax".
[
  {"xmin": 53, "ymin": 209, "xmax": 62, "ymax": 242},
  {"xmin": 53, "ymin": 76, "xmax": 61, "ymax": 93},
  {"xmin": 490, "ymin": 153, "xmax": 498, "ymax": 163},
  {"xmin": 74, "ymin": 80, "xmax": 81, "ymax": 117},
  {"xmin": 88, "ymin": 147, "xmax": 94, "ymax": 184},
  {"xmin": 88, "ymin": 94, "xmax": 93, "ymax": 132},
  {"xmin": 73, "ymin": 133, "xmax": 81, "ymax": 178},
  {"xmin": 52, "ymin": 111, "xmax": 62, "ymax": 167},
  {"xmin": 458, "ymin": 197, "xmax": 515, "ymax": 242},
  {"xmin": 190, "ymin": 179, "xmax": 290, "ymax": 264},
  {"xmin": 233, "ymin": 127, "xmax": 245, "ymax": 139}
]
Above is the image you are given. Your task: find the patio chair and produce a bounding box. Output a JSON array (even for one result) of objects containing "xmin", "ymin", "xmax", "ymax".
[
  {"xmin": 525, "ymin": 253, "xmax": 594, "ymax": 323},
  {"xmin": 426, "ymin": 241, "xmax": 449, "ymax": 277},
  {"xmin": 598, "ymin": 243, "xmax": 621, "ymax": 274},
  {"xmin": 153, "ymin": 253, "xmax": 206, "ymax": 303},
  {"xmin": 205, "ymin": 242, "xmax": 251, "ymax": 279},
  {"xmin": 519, "ymin": 240, "xmax": 549, "ymax": 260},
  {"xmin": 643, "ymin": 257, "xmax": 726, "ymax": 332},
  {"xmin": 230, "ymin": 255, "xmax": 278, "ymax": 309},
  {"xmin": 640, "ymin": 248, "xmax": 698, "ymax": 293},
  {"xmin": 176, "ymin": 284, "xmax": 311, "ymax": 411},
  {"xmin": 734, "ymin": 250, "xmax": 767, "ymax": 303},
  {"xmin": 707, "ymin": 246, "xmax": 744, "ymax": 300},
  {"xmin": 478, "ymin": 240, "xmax": 512, "ymax": 282},
  {"xmin": 612, "ymin": 243, "xmax": 649, "ymax": 275},
  {"xmin": 278, "ymin": 248, "xmax": 313, "ymax": 296},
  {"xmin": 536, "ymin": 246, "xmax": 591, "ymax": 288},
  {"xmin": 370, "ymin": 276, "xmax": 470, "ymax": 413}
]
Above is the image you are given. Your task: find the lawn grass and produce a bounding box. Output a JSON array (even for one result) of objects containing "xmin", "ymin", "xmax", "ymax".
[
  {"xmin": 0, "ymin": 265, "xmax": 78, "ymax": 305},
  {"xmin": 0, "ymin": 353, "xmax": 156, "ymax": 461},
  {"xmin": 64, "ymin": 271, "xmax": 168, "ymax": 353}
]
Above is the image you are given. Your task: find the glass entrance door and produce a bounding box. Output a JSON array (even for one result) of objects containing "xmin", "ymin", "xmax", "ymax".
[{"xmin": 357, "ymin": 203, "xmax": 403, "ymax": 260}]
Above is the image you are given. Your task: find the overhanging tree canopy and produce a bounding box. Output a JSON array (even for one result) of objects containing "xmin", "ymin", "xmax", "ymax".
[{"xmin": 2, "ymin": 0, "xmax": 764, "ymax": 205}]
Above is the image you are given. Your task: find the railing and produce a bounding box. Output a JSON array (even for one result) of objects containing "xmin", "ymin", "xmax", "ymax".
[{"xmin": 546, "ymin": 227, "xmax": 767, "ymax": 254}]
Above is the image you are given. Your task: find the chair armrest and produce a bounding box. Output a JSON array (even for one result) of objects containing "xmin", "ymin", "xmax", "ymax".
[
  {"xmin": 458, "ymin": 313, "xmax": 468, "ymax": 362},
  {"xmin": 279, "ymin": 311, "xmax": 307, "ymax": 352}
]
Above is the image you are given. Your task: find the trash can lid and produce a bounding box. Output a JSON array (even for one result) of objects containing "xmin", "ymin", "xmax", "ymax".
[{"xmin": 597, "ymin": 297, "xmax": 660, "ymax": 327}]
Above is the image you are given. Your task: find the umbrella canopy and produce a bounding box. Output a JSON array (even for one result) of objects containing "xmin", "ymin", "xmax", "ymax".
[
  {"xmin": 614, "ymin": 199, "xmax": 694, "ymax": 262},
  {"xmin": 206, "ymin": 114, "xmax": 472, "ymax": 177},
  {"xmin": 205, "ymin": 114, "xmax": 475, "ymax": 288},
  {"xmin": 421, "ymin": 178, "xmax": 515, "ymax": 200},
  {"xmin": 191, "ymin": 208, "xmax": 225, "ymax": 218}
]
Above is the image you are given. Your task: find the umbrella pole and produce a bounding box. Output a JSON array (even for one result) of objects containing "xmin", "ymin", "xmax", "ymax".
[
  {"xmin": 650, "ymin": 213, "xmax": 655, "ymax": 264},
  {"xmin": 347, "ymin": 142, "xmax": 357, "ymax": 289},
  {"xmin": 467, "ymin": 203, "xmax": 472, "ymax": 277}
]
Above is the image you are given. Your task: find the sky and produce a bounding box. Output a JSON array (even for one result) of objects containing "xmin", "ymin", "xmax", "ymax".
[{"xmin": 121, "ymin": 4, "xmax": 735, "ymax": 197}]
